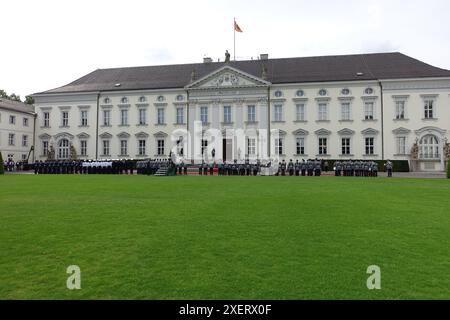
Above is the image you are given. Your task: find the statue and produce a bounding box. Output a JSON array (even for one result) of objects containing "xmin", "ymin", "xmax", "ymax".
[
  {"xmin": 225, "ymin": 50, "xmax": 231, "ymax": 63},
  {"xmin": 70, "ymin": 144, "xmax": 77, "ymax": 160},
  {"xmin": 261, "ymin": 64, "xmax": 268, "ymax": 80},
  {"xmin": 444, "ymin": 138, "xmax": 450, "ymax": 159},
  {"xmin": 190, "ymin": 69, "xmax": 197, "ymax": 82},
  {"xmin": 410, "ymin": 138, "xmax": 419, "ymax": 160},
  {"xmin": 47, "ymin": 145, "xmax": 55, "ymax": 160}
]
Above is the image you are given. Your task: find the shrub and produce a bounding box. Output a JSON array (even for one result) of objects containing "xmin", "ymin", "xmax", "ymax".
[
  {"xmin": 0, "ymin": 152, "xmax": 4, "ymax": 175},
  {"xmin": 447, "ymin": 159, "xmax": 450, "ymax": 179}
]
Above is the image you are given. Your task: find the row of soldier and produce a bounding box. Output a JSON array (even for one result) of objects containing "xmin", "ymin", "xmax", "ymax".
[
  {"xmin": 334, "ymin": 160, "xmax": 380, "ymax": 177},
  {"xmin": 33, "ymin": 160, "xmax": 134, "ymax": 175},
  {"xmin": 278, "ymin": 159, "xmax": 323, "ymax": 176}
]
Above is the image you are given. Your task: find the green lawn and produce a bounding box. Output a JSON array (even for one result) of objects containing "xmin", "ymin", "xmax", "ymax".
[{"xmin": 0, "ymin": 174, "xmax": 449, "ymax": 299}]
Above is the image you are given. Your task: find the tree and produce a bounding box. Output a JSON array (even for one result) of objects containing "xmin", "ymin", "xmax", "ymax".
[
  {"xmin": 9, "ymin": 93, "xmax": 21, "ymax": 102},
  {"xmin": 0, "ymin": 89, "xmax": 8, "ymax": 99},
  {"xmin": 25, "ymin": 95, "xmax": 35, "ymax": 105},
  {"xmin": 0, "ymin": 152, "xmax": 4, "ymax": 175}
]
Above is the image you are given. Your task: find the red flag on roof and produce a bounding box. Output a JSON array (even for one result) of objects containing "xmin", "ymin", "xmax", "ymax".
[{"xmin": 234, "ymin": 21, "xmax": 243, "ymax": 32}]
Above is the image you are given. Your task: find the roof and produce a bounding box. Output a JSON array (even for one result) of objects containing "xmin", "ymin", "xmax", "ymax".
[
  {"xmin": 0, "ymin": 98, "xmax": 35, "ymax": 115},
  {"xmin": 36, "ymin": 52, "xmax": 450, "ymax": 95}
]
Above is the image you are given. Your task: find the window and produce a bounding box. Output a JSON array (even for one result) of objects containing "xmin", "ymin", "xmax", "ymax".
[
  {"xmin": 43, "ymin": 112, "xmax": 50, "ymax": 127},
  {"xmin": 8, "ymin": 133, "xmax": 15, "ymax": 146},
  {"xmin": 120, "ymin": 140, "xmax": 128, "ymax": 156},
  {"xmin": 120, "ymin": 109, "xmax": 128, "ymax": 126},
  {"xmin": 365, "ymin": 88, "xmax": 374, "ymax": 95},
  {"xmin": 394, "ymin": 101, "xmax": 405, "ymax": 119},
  {"xmin": 22, "ymin": 135, "xmax": 28, "ymax": 147},
  {"xmin": 176, "ymin": 107, "xmax": 184, "ymax": 124},
  {"xmin": 274, "ymin": 90, "xmax": 283, "ymax": 97},
  {"xmin": 247, "ymin": 105, "xmax": 256, "ymax": 122},
  {"xmin": 396, "ymin": 137, "xmax": 406, "ymax": 155},
  {"xmin": 23, "ymin": 118, "xmax": 29, "ymax": 127},
  {"xmin": 102, "ymin": 140, "xmax": 110, "ymax": 156},
  {"xmin": 138, "ymin": 109, "xmax": 147, "ymax": 125},
  {"xmin": 364, "ymin": 102, "xmax": 374, "ymax": 120},
  {"xmin": 62, "ymin": 111, "xmax": 69, "ymax": 127},
  {"xmin": 341, "ymin": 88, "xmax": 350, "ymax": 95},
  {"xmin": 9, "ymin": 115, "xmax": 16, "ymax": 125},
  {"xmin": 275, "ymin": 138, "xmax": 283, "ymax": 155},
  {"xmin": 296, "ymin": 104, "xmax": 305, "ymax": 121},
  {"xmin": 22, "ymin": 154, "xmax": 27, "ymax": 161},
  {"xmin": 424, "ymin": 100, "xmax": 434, "ymax": 119},
  {"xmin": 103, "ymin": 110, "xmax": 111, "ymax": 126},
  {"xmin": 296, "ymin": 137, "xmax": 305, "ymax": 155},
  {"xmin": 157, "ymin": 108, "xmax": 165, "ymax": 124},
  {"xmin": 139, "ymin": 96, "xmax": 146, "ymax": 103},
  {"xmin": 58, "ymin": 139, "xmax": 70, "ymax": 159},
  {"xmin": 103, "ymin": 97, "xmax": 110, "ymax": 104},
  {"xmin": 176, "ymin": 95, "xmax": 184, "ymax": 101},
  {"xmin": 157, "ymin": 95, "xmax": 165, "ymax": 102},
  {"xmin": 296, "ymin": 90, "xmax": 305, "ymax": 97},
  {"xmin": 80, "ymin": 140, "xmax": 87, "ymax": 156},
  {"xmin": 341, "ymin": 138, "xmax": 351, "ymax": 155},
  {"xmin": 318, "ymin": 89, "xmax": 327, "ymax": 96},
  {"xmin": 223, "ymin": 106, "xmax": 232, "ymax": 123},
  {"xmin": 419, "ymin": 135, "xmax": 439, "ymax": 159},
  {"xmin": 138, "ymin": 140, "xmax": 146, "ymax": 156},
  {"xmin": 365, "ymin": 137, "xmax": 374, "ymax": 155},
  {"xmin": 80, "ymin": 110, "xmax": 88, "ymax": 126},
  {"xmin": 200, "ymin": 106, "xmax": 208, "ymax": 124},
  {"xmin": 341, "ymin": 103, "xmax": 351, "ymax": 121},
  {"xmin": 318, "ymin": 103, "xmax": 328, "ymax": 121},
  {"xmin": 201, "ymin": 139, "xmax": 208, "ymax": 155},
  {"xmin": 42, "ymin": 141, "xmax": 49, "ymax": 156},
  {"xmin": 157, "ymin": 139, "xmax": 165, "ymax": 156},
  {"xmin": 121, "ymin": 97, "xmax": 128, "ymax": 104},
  {"xmin": 274, "ymin": 104, "xmax": 283, "ymax": 121},
  {"xmin": 318, "ymin": 138, "xmax": 327, "ymax": 155},
  {"xmin": 247, "ymin": 138, "xmax": 256, "ymax": 155}
]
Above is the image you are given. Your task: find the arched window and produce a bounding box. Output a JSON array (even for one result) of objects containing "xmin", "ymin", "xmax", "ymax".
[
  {"xmin": 58, "ymin": 139, "xmax": 70, "ymax": 159},
  {"xmin": 419, "ymin": 134, "xmax": 439, "ymax": 159},
  {"xmin": 121, "ymin": 97, "xmax": 128, "ymax": 104}
]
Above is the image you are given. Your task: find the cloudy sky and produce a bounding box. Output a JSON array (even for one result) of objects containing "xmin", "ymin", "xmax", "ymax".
[{"xmin": 1, "ymin": 0, "xmax": 450, "ymax": 98}]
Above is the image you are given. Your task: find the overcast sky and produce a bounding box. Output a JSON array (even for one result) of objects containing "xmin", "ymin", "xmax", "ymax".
[{"xmin": 1, "ymin": 0, "xmax": 450, "ymax": 98}]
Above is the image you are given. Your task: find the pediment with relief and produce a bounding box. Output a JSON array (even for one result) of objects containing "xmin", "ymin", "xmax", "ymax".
[{"xmin": 186, "ymin": 66, "xmax": 271, "ymax": 89}]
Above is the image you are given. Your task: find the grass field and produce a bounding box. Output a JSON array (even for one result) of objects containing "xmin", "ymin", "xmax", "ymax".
[{"xmin": 0, "ymin": 174, "xmax": 449, "ymax": 299}]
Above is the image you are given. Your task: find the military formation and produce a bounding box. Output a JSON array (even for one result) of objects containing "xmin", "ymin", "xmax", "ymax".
[
  {"xmin": 278, "ymin": 159, "xmax": 324, "ymax": 176},
  {"xmin": 33, "ymin": 160, "xmax": 134, "ymax": 174},
  {"xmin": 333, "ymin": 160, "xmax": 380, "ymax": 177}
]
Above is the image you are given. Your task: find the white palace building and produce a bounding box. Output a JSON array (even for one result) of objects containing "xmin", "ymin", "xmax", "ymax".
[{"xmin": 25, "ymin": 52, "xmax": 450, "ymax": 171}]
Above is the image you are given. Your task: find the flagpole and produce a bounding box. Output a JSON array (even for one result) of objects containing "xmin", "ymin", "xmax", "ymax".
[{"xmin": 233, "ymin": 17, "xmax": 236, "ymax": 61}]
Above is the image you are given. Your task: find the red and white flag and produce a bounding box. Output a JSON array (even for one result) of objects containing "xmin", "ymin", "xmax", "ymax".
[{"xmin": 234, "ymin": 20, "xmax": 243, "ymax": 32}]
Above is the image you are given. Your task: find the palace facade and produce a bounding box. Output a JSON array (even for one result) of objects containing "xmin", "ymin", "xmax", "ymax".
[{"xmin": 30, "ymin": 52, "xmax": 450, "ymax": 171}]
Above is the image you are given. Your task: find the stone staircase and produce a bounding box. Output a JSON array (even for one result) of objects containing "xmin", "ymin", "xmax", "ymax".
[{"xmin": 154, "ymin": 166, "xmax": 169, "ymax": 176}]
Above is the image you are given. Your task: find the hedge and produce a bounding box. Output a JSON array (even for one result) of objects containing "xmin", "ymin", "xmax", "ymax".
[
  {"xmin": 321, "ymin": 159, "xmax": 410, "ymax": 172},
  {"xmin": 447, "ymin": 159, "xmax": 450, "ymax": 179},
  {"xmin": 0, "ymin": 152, "xmax": 4, "ymax": 175}
]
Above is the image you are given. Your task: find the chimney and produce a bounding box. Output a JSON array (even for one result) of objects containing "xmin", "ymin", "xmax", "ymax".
[
  {"xmin": 203, "ymin": 57, "xmax": 213, "ymax": 63},
  {"xmin": 260, "ymin": 53, "xmax": 269, "ymax": 60}
]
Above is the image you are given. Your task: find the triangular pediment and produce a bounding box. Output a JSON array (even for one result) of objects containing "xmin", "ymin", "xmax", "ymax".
[{"xmin": 185, "ymin": 66, "xmax": 271, "ymax": 89}]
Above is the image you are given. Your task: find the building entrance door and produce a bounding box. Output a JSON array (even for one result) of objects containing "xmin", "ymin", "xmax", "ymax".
[{"xmin": 223, "ymin": 139, "xmax": 233, "ymax": 162}]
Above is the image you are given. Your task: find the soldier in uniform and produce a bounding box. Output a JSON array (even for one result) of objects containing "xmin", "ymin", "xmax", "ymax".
[
  {"xmin": 314, "ymin": 159, "xmax": 321, "ymax": 176},
  {"xmin": 280, "ymin": 160, "xmax": 286, "ymax": 176},
  {"xmin": 373, "ymin": 161, "xmax": 379, "ymax": 177},
  {"xmin": 385, "ymin": 160, "xmax": 393, "ymax": 177},
  {"xmin": 245, "ymin": 160, "xmax": 251, "ymax": 176},
  {"xmin": 294, "ymin": 160, "xmax": 300, "ymax": 176},
  {"xmin": 209, "ymin": 162, "xmax": 214, "ymax": 176},
  {"xmin": 288, "ymin": 159, "xmax": 294, "ymax": 176}
]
